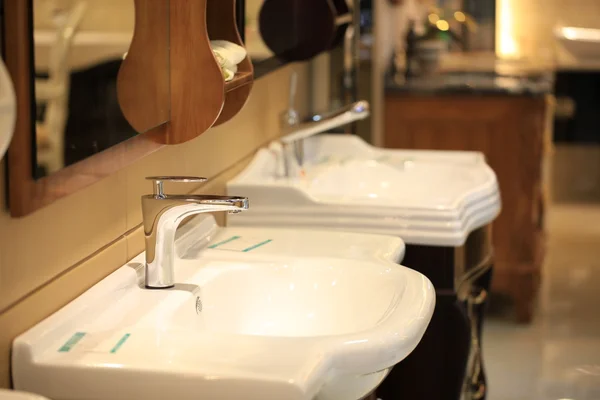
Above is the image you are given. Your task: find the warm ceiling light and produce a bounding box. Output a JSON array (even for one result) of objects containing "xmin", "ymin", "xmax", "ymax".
[
  {"xmin": 428, "ymin": 13, "xmax": 440, "ymax": 24},
  {"xmin": 436, "ymin": 20, "xmax": 450, "ymax": 31},
  {"xmin": 497, "ymin": 0, "xmax": 519, "ymax": 57},
  {"xmin": 454, "ymin": 11, "xmax": 466, "ymax": 22}
]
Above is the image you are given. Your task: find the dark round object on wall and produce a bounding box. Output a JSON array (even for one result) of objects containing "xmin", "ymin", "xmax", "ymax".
[{"xmin": 259, "ymin": 0, "xmax": 350, "ymax": 61}]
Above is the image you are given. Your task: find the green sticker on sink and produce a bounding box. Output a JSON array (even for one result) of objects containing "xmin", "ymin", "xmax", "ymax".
[
  {"xmin": 242, "ymin": 239, "xmax": 273, "ymax": 252},
  {"xmin": 208, "ymin": 236, "xmax": 273, "ymax": 252},
  {"xmin": 58, "ymin": 332, "xmax": 86, "ymax": 352},
  {"xmin": 110, "ymin": 333, "xmax": 131, "ymax": 354},
  {"xmin": 208, "ymin": 236, "xmax": 241, "ymax": 249}
]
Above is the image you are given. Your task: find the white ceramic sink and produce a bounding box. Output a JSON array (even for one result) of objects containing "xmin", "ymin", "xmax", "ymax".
[
  {"xmin": 555, "ymin": 26, "xmax": 600, "ymax": 60},
  {"xmin": 13, "ymin": 216, "xmax": 433, "ymax": 400},
  {"xmin": 228, "ymin": 134, "xmax": 501, "ymax": 247}
]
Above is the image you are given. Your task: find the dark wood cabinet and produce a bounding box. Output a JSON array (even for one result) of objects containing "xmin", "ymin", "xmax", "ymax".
[
  {"xmin": 376, "ymin": 226, "xmax": 494, "ymax": 400},
  {"xmin": 384, "ymin": 93, "xmax": 551, "ymax": 322}
]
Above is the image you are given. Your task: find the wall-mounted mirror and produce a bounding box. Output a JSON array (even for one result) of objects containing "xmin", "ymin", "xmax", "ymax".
[
  {"xmin": 4, "ymin": 0, "xmax": 167, "ymax": 217},
  {"xmin": 30, "ymin": 0, "xmax": 290, "ymax": 179},
  {"xmin": 26, "ymin": 0, "xmax": 338, "ymax": 179},
  {"xmin": 4, "ymin": 0, "xmax": 350, "ymax": 216},
  {"xmin": 244, "ymin": 0, "xmax": 291, "ymax": 78},
  {"xmin": 31, "ymin": 0, "xmax": 171, "ymax": 179}
]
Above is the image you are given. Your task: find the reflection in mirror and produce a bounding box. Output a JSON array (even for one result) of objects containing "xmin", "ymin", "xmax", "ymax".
[
  {"xmin": 244, "ymin": 0, "xmax": 294, "ymax": 78},
  {"xmin": 244, "ymin": 0, "xmax": 272, "ymax": 62},
  {"xmin": 244, "ymin": 0, "xmax": 283, "ymax": 79},
  {"xmin": 29, "ymin": 0, "xmax": 318, "ymax": 179},
  {"xmin": 246, "ymin": 0, "xmax": 352, "ymax": 78},
  {"xmin": 32, "ymin": 0, "xmax": 137, "ymax": 178}
]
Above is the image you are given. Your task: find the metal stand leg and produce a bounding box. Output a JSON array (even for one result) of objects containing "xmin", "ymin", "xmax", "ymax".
[{"xmin": 463, "ymin": 286, "xmax": 488, "ymax": 400}]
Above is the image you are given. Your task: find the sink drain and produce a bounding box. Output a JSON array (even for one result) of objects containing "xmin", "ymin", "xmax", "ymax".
[{"xmin": 195, "ymin": 297, "xmax": 202, "ymax": 314}]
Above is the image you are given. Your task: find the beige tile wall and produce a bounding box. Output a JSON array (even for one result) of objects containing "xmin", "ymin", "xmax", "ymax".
[{"xmin": 0, "ymin": 64, "xmax": 310, "ymax": 388}]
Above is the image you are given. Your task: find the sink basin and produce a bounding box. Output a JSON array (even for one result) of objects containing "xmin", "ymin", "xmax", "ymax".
[
  {"xmin": 307, "ymin": 158, "xmax": 493, "ymax": 209},
  {"xmin": 13, "ymin": 216, "xmax": 433, "ymax": 400},
  {"xmin": 178, "ymin": 257, "xmax": 412, "ymax": 338},
  {"xmin": 228, "ymin": 134, "xmax": 501, "ymax": 247}
]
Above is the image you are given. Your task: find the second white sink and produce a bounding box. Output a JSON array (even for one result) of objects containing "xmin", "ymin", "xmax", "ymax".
[{"xmin": 228, "ymin": 134, "xmax": 501, "ymax": 247}]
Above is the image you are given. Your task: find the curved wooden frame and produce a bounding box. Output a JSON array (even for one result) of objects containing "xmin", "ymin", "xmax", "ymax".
[
  {"xmin": 118, "ymin": 0, "xmax": 254, "ymax": 143},
  {"xmin": 116, "ymin": 0, "xmax": 171, "ymax": 134}
]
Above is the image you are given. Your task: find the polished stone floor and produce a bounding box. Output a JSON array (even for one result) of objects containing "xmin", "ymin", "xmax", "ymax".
[{"xmin": 484, "ymin": 203, "xmax": 600, "ymax": 400}]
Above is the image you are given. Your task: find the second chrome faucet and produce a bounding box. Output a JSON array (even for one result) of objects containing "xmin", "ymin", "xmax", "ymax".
[
  {"xmin": 142, "ymin": 176, "xmax": 248, "ymax": 289},
  {"xmin": 279, "ymin": 72, "xmax": 370, "ymax": 177}
]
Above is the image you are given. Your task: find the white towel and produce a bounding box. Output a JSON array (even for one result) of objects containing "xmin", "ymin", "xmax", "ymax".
[
  {"xmin": 210, "ymin": 40, "xmax": 247, "ymax": 82},
  {"xmin": 211, "ymin": 40, "xmax": 247, "ymax": 64}
]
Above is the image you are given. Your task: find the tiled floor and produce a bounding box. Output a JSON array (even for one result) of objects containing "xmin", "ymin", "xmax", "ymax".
[{"xmin": 484, "ymin": 204, "xmax": 600, "ymax": 400}]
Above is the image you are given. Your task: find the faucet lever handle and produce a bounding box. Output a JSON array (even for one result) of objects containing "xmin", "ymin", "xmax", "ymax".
[
  {"xmin": 282, "ymin": 71, "xmax": 299, "ymax": 127},
  {"xmin": 288, "ymin": 70, "xmax": 298, "ymax": 110},
  {"xmin": 145, "ymin": 176, "xmax": 207, "ymax": 197}
]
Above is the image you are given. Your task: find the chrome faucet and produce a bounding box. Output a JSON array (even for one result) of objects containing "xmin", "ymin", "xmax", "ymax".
[
  {"xmin": 142, "ymin": 176, "xmax": 249, "ymax": 289},
  {"xmin": 280, "ymin": 72, "xmax": 370, "ymax": 177}
]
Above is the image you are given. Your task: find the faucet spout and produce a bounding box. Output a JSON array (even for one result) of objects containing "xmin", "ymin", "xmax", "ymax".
[
  {"xmin": 279, "ymin": 100, "xmax": 370, "ymax": 177},
  {"xmin": 281, "ymin": 101, "xmax": 370, "ymax": 145},
  {"xmin": 142, "ymin": 193, "xmax": 249, "ymax": 289}
]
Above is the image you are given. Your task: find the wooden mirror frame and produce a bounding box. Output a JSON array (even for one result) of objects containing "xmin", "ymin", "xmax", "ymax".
[
  {"xmin": 4, "ymin": 0, "xmax": 254, "ymax": 217},
  {"xmin": 3, "ymin": 1, "xmax": 166, "ymax": 218},
  {"xmin": 1, "ymin": 0, "xmax": 283, "ymax": 217}
]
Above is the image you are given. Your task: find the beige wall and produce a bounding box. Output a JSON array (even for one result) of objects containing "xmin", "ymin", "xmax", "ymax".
[{"xmin": 0, "ymin": 64, "xmax": 310, "ymax": 388}]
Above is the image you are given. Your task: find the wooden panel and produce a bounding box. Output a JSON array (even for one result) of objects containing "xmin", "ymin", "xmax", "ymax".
[
  {"xmin": 6, "ymin": 0, "xmax": 256, "ymax": 217},
  {"xmin": 116, "ymin": 0, "xmax": 170, "ymax": 134},
  {"xmin": 225, "ymin": 72, "xmax": 254, "ymax": 92},
  {"xmin": 4, "ymin": 0, "xmax": 35, "ymax": 216},
  {"xmin": 384, "ymin": 94, "xmax": 548, "ymax": 322},
  {"xmin": 166, "ymin": 0, "xmax": 225, "ymax": 144}
]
